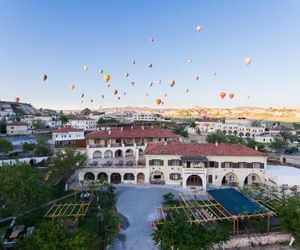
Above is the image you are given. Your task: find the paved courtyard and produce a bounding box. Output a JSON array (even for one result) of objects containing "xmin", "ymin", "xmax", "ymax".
[{"xmin": 112, "ymin": 185, "xmax": 181, "ymax": 250}]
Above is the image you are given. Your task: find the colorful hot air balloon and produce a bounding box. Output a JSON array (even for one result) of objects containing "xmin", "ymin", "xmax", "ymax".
[
  {"xmin": 185, "ymin": 88, "xmax": 189, "ymax": 93},
  {"xmin": 132, "ymin": 60, "xmax": 136, "ymax": 64},
  {"xmin": 81, "ymin": 93, "xmax": 84, "ymax": 98},
  {"xmin": 148, "ymin": 63, "xmax": 153, "ymax": 69},
  {"xmin": 220, "ymin": 92, "xmax": 226, "ymax": 99},
  {"xmin": 70, "ymin": 84, "xmax": 75, "ymax": 90},
  {"xmin": 130, "ymin": 81, "xmax": 135, "ymax": 86},
  {"xmin": 148, "ymin": 81, "xmax": 153, "ymax": 87},
  {"xmin": 123, "ymin": 92, "xmax": 126, "ymax": 96},
  {"xmin": 106, "ymin": 82, "xmax": 111, "ymax": 88},
  {"xmin": 244, "ymin": 57, "xmax": 252, "ymax": 66},
  {"xmin": 113, "ymin": 89, "xmax": 118, "ymax": 95},
  {"xmin": 40, "ymin": 74, "xmax": 47, "ymax": 82},
  {"xmin": 104, "ymin": 74, "xmax": 110, "ymax": 82},
  {"xmin": 83, "ymin": 65, "xmax": 88, "ymax": 71},
  {"xmin": 155, "ymin": 99, "xmax": 162, "ymax": 105},
  {"xmin": 195, "ymin": 75, "xmax": 200, "ymax": 81},
  {"xmin": 125, "ymin": 72, "xmax": 129, "ymax": 78},
  {"xmin": 229, "ymin": 93, "xmax": 235, "ymax": 99},
  {"xmin": 101, "ymin": 95, "xmax": 104, "ymax": 99},
  {"xmin": 90, "ymin": 99, "xmax": 93, "ymax": 103},
  {"xmin": 99, "ymin": 69, "xmax": 104, "ymax": 74},
  {"xmin": 15, "ymin": 97, "xmax": 20, "ymax": 103},
  {"xmin": 196, "ymin": 25, "xmax": 202, "ymax": 32},
  {"xmin": 168, "ymin": 80, "xmax": 175, "ymax": 87},
  {"xmin": 149, "ymin": 37, "xmax": 155, "ymax": 43},
  {"xmin": 117, "ymin": 96, "xmax": 121, "ymax": 100}
]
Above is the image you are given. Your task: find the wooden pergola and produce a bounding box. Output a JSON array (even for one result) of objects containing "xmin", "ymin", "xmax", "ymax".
[
  {"xmin": 154, "ymin": 190, "xmax": 276, "ymax": 235},
  {"xmin": 44, "ymin": 202, "xmax": 90, "ymax": 220}
]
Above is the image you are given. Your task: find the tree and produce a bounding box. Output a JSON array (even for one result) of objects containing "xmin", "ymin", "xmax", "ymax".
[
  {"xmin": 0, "ymin": 163, "xmax": 51, "ymax": 217},
  {"xmin": 276, "ymin": 195, "xmax": 300, "ymax": 243},
  {"xmin": 59, "ymin": 114, "xmax": 69, "ymax": 124},
  {"xmin": 16, "ymin": 221, "xmax": 90, "ymax": 250},
  {"xmin": 285, "ymin": 146, "xmax": 299, "ymax": 154},
  {"xmin": 270, "ymin": 138, "xmax": 288, "ymax": 151},
  {"xmin": 0, "ymin": 118, "xmax": 6, "ymax": 134},
  {"xmin": 34, "ymin": 137, "xmax": 52, "ymax": 156},
  {"xmin": 22, "ymin": 142, "xmax": 35, "ymax": 152},
  {"xmin": 0, "ymin": 137, "xmax": 13, "ymax": 153},
  {"xmin": 206, "ymin": 130, "xmax": 227, "ymax": 143},
  {"xmin": 190, "ymin": 120, "xmax": 196, "ymax": 128},
  {"xmin": 50, "ymin": 148, "xmax": 87, "ymax": 181},
  {"xmin": 280, "ymin": 131, "xmax": 297, "ymax": 142},
  {"xmin": 33, "ymin": 120, "xmax": 47, "ymax": 130},
  {"xmin": 172, "ymin": 127, "xmax": 188, "ymax": 138},
  {"xmin": 246, "ymin": 139, "xmax": 266, "ymax": 152},
  {"xmin": 152, "ymin": 211, "xmax": 230, "ymax": 250}
]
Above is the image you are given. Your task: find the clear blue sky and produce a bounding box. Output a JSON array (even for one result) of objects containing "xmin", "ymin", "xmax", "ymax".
[{"xmin": 0, "ymin": 0, "xmax": 299, "ymax": 110}]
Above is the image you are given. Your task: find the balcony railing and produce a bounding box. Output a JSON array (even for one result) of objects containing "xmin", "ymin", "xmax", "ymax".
[{"xmin": 85, "ymin": 156, "xmax": 146, "ymax": 168}]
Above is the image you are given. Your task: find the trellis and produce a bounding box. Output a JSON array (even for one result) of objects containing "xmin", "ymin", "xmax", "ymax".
[{"xmin": 44, "ymin": 202, "xmax": 90, "ymax": 220}]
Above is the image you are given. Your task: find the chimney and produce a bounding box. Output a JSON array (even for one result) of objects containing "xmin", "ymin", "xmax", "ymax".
[{"xmin": 215, "ymin": 141, "xmax": 219, "ymax": 147}]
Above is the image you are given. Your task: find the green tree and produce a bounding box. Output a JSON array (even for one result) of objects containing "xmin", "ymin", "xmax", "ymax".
[
  {"xmin": 172, "ymin": 127, "xmax": 188, "ymax": 137},
  {"xmin": 276, "ymin": 195, "xmax": 300, "ymax": 243},
  {"xmin": 190, "ymin": 120, "xmax": 196, "ymax": 128},
  {"xmin": 285, "ymin": 146, "xmax": 299, "ymax": 154},
  {"xmin": 33, "ymin": 120, "xmax": 47, "ymax": 130},
  {"xmin": 280, "ymin": 131, "xmax": 297, "ymax": 142},
  {"xmin": 246, "ymin": 139, "xmax": 266, "ymax": 152},
  {"xmin": 34, "ymin": 137, "xmax": 52, "ymax": 156},
  {"xmin": 0, "ymin": 137, "xmax": 13, "ymax": 153},
  {"xmin": 50, "ymin": 148, "xmax": 87, "ymax": 181},
  {"xmin": 0, "ymin": 118, "xmax": 6, "ymax": 134},
  {"xmin": 22, "ymin": 142, "xmax": 35, "ymax": 152},
  {"xmin": 59, "ymin": 114, "xmax": 69, "ymax": 124},
  {"xmin": 270, "ymin": 138, "xmax": 288, "ymax": 151},
  {"xmin": 0, "ymin": 163, "xmax": 51, "ymax": 217},
  {"xmin": 206, "ymin": 130, "xmax": 227, "ymax": 143},
  {"xmin": 152, "ymin": 211, "xmax": 230, "ymax": 250},
  {"xmin": 16, "ymin": 221, "xmax": 89, "ymax": 250}
]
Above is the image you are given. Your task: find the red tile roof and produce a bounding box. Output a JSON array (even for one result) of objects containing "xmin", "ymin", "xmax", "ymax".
[
  {"xmin": 86, "ymin": 126, "xmax": 178, "ymax": 139},
  {"xmin": 144, "ymin": 141, "xmax": 266, "ymax": 157},
  {"xmin": 53, "ymin": 127, "xmax": 84, "ymax": 133},
  {"xmin": 270, "ymin": 126, "xmax": 295, "ymax": 132}
]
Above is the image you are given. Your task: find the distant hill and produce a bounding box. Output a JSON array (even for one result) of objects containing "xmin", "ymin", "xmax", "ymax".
[{"xmin": 0, "ymin": 101, "xmax": 57, "ymax": 116}]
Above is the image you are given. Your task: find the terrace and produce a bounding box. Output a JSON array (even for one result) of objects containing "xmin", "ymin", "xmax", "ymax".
[{"xmin": 86, "ymin": 156, "xmax": 146, "ymax": 168}]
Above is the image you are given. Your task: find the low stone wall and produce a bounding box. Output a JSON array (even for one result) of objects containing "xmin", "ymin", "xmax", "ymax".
[{"xmin": 213, "ymin": 232, "xmax": 292, "ymax": 249}]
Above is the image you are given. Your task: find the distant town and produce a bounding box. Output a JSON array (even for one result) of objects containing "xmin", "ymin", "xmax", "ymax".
[{"xmin": 1, "ymin": 99, "xmax": 300, "ymax": 249}]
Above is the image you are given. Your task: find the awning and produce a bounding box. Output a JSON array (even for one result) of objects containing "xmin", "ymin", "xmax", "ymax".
[{"xmin": 180, "ymin": 156, "xmax": 208, "ymax": 162}]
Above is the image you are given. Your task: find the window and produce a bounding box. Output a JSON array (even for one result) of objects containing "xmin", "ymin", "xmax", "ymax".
[
  {"xmin": 169, "ymin": 173, "xmax": 181, "ymax": 180},
  {"xmin": 168, "ymin": 160, "xmax": 182, "ymax": 166},
  {"xmin": 238, "ymin": 162, "xmax": 246, "ymax": 168},
  {"xmin": 229, "ymin": 175, "xmax": 234, "ymax": 181},
  {"xmin": 149, "ymin": 159, "xmax": 164, "ymax": 166},
  {"xmin": 224, "ymin": 162, "xmax": 231, "ymax": 168},
  {"xmin": 253, "ymin": 162, "xmax": 261, "ymax": 168}
]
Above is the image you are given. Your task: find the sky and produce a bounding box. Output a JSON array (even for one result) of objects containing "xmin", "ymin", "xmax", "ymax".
[{"xmin": 0, "ymin": 0, "xmax": 299, "ymax": 110}]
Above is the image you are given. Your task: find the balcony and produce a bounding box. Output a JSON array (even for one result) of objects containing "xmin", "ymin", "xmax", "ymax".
[{"xmin": 86, "ymin": 156, "xmax": 146, "ymax": 168}]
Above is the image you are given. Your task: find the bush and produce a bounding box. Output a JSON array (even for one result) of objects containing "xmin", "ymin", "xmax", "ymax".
[
  {"xmin": 0, "ymin": 138, "xmax": 13, "ymax": 153},
  {"xmin": 22, "ymin": 142, "xmax": 35, "ymax": 152},
  {"xmin": 285, "ymin": 147, "xmax": 299, "ymax": 154}
]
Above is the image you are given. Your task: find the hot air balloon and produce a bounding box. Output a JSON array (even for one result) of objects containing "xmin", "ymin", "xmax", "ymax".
[
  {"xmin": 90, "ymin": 99, "xmax": 93, "ymax": 103},
  {"xmin": 113, "ymin": 89, "xmax": 118, "ymax": 95},
  {"xmin": 246, "ymin": 95, "xmax": 251, "ymax": 100},
  {"xmin": 132, "ymin": 60, "xmax": 136, "ymax": 64},
  {"xmin": 213, "ymin": 72, "xmax": 217, "ymax": 76},
  {"xmin": 229, "ymin": 93, "xmax": 235, "ymax": 99},
  {"xmin": 15, "ymin": 97, "xmax": 20, "ymax": 103},
  {"xmin": 188, "ymin": 58, "xmax": 192, "ymax": 64},
  {"xmin": 83, "ymin": 65, "xmax": 88, "ymax": 71},
  {"xmin": 164, "ymin": 93, "xmax": 167, "ymax": 97},
  {"xmin": 157, "ymin": 80, "xmax": 161, "ymax": 84},
  {"xmin": 99, "ymin": 69, "xmax": 104, "ymax": 74},
  {"xmin": 149, "ymin": 37, "xmax": 155, "ymax": 43},
  {"xmin": 106, "ymin": 82, "xmax": 111, "ymax": 88},
  {"xmin": 185, "ymin": 88, "xmax": 189, "ymax": 93},
  {"xmin": 125, "ymin": 73, "xmax": 129, "ymax": 78},
  {"xmin": 148, "ymin": 63, "xmax": 153, "ymax": 69},
  {"xmin": 123, "ymin": 92, "xmax": 126, "ymax": 96},
  {"xmin": 81, "ymin": 93, "xmax": 84, "ymax": 98},
  {"xmin": 168, "ymin": 80, "xmax": 175, "ymax": 87},
  {"xmin": 148, "ymin": 81, "xmax": 153, "ymax": 87},
  {"xmin": 146, "ymin": 92, "xmax": 149, "ymax": 97},
  {"xmin": 155, "ymin": 99, "xmax": 162, "ymax": 105},
  {"xmin": 220, "ymin": 92, "xmax": 226, "ymax": 99},
  {"xmin": 70, "ymin": 84, "xmax": 75, "ymax": 90},
  {"xmin": 161, "ymin": 101, "xmax": 165, "ymax": 106},
  {"xmin": 40, "ymin": 74, "xmax": 47, "ymax": 82},
  {"xmin": 101, "ymin": 95, "xmax": 104, "ymax": 99},
  {"xmin": 244, "ymin": 57, "xmax": 252, "ymax": 66},
  {"xmin": 196, "ymin": 25, "xmax": 202, "ymax": 32},
  {"xmin": 104, "ymin": 74, "xmax": 111, "ymax": 82},
  {"xmin": 117, "ymin": 96, "xmax": 121, "ymax": 100},
  {"xmin": 130, "ymin": 81, "xmax": 135, "ymax": 86},
  {"xmin": 195, "ymin": 75, "xmax": 200, "ymax": 81}
]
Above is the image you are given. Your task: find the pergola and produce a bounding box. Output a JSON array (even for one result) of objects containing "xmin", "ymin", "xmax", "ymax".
[
  {"xmin": 155, "ymin": 188, "xmax": 277, "ymax": 235},
  {"xmin": 44, "ymin": 202, "xmax": 90, "ymax": 221}
]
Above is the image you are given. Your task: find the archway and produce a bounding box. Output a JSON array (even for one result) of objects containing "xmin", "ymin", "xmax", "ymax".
[
  {"xmin": 124, "ymin": 173, "xmax": 134, "ymax": 181},
  {"xmin": 239, "ymin": 132, "xmax": 244, "ymax": 137},
  {"xmin": 244, "ymin": 173, "xmax": 262, "ymax": 186},
  {"xmin": 125, "ymin": 149, "xmax": 134, "ymax": 157},
  {"xmin": 104, "ymin": 150, "xmax": 113, "ymax": 158},
  {"xmin": 111, "ymin": 173, "xmax": 121, "ymax": 184},
  {"xmin": 93, "ymin": 151, "xmax": 102, "ymax": 159},
  {"xmin": 233, "ymin": 130, "xmax": 238, "ymax": 136},
  {"xmin": 97, "ymin": 172, "xmax": 108, "ymax": 181},
  {"xmin": 84, "ymin": 172, "xmax": 95, "ymax": 181},
  {"xmin": 150, "ymin": 171, "xmax": 164, "ymax": 184},
  {"xmin": 186, "ymin": 175, "xmax": 203, "ymax": 187},
  {"xmin": 137, "ymin": 173, "xmax": 145, "ymax": 184},
  {"xmin": 115, "ymin": 149, "xmax": 123, "ymax": 158},
  {"xmin": 222, "ymin": 172, "xmax": 239, "ymax": 186}
]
